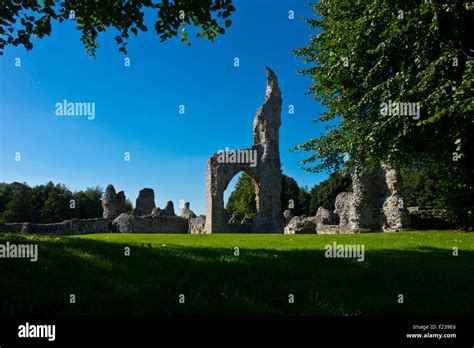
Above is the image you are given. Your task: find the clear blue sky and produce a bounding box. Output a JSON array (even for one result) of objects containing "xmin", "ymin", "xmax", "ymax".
[{"xmin": 0, "ymin": 0, "xmax": 330, "ymax": 215}]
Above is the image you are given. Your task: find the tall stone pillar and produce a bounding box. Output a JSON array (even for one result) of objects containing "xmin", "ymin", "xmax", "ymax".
[{"xmin": 205, "ymin": 67, "xmax": 284, "ymax": 233}]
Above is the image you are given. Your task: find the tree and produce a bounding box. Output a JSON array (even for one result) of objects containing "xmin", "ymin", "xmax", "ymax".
[
  {"xmin": 400, "ymin": 164, "xmax": 442, "ymax": 208},
  {"xmin": 31, "ymin": 182, "xmax": 58, "ymax": 222},
  {"xmin": 41, "ymin": 185, "xmax": 73, "ymax": 223},
  {"xmin": 293, "ymin": 0, "xmax": 473, "ymax": 225},
  {"xmin": 297, "ymin": 187, "xmax": 311, "ymax": 216},
  {"xmin": 125, "ymin": 198, "xmax": 134, "ymax": 214},
  {"xmin": 1, "ymin": 0, "xmax": 236, "ymax": 57},
  {"xmin": 0, "ymin": 183, "xmax": 37, "ymax": 223},
  {"xmin": 226, "ymin": 173, "xmax": 311, "ymax": 218},
  {"xmin": 281, "ymin": 175, "xmax": 300, "ymax": 213},
  {"xmin": 0, "ymin": 182, "xmax": 31, "ymax": 217},
  {"xmin": 226, "ymin": 173, "xmax": 257, "ymax": 219},
  {"xmin": 71, "ymin": 186, "xmax": 103, "ymax": 219},
  {"xmin": 309, "ymin": 171, "xmax": 352, "ymax": 214}
]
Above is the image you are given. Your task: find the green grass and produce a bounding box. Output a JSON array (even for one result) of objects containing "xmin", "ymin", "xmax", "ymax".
[{"xmin": 0, "ymin": 231, "xmax": 473, "ymax": 315}]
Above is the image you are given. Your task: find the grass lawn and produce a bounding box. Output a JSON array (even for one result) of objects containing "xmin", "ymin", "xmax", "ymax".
[{"xmin": 0, "ymin": 231, "xmax": 473, "ymax": 316}]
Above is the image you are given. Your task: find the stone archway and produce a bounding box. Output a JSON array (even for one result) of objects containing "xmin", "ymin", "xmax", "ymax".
[{"xmin": 204, "ymin": 67, "xmax": 284, "ymax": 233}]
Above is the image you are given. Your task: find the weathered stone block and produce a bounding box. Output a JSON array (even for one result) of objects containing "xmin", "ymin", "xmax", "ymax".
[
  {"xmin": 102, "ymin": 184, "xmax": 126, "ymax": 220},
  {"xmin": 180, "ymin": 202, "xmax": 196, "ymax": 219},
  {"xmin": 133, "ymin": 188, "xmax": 156, "ymax": 216},
  {"xmin": 284, "ymin": 216, "xmax": 316, "ymax": 234},
  {"xmin": 315, "ymin": 207, "xmax": 337, "ymax": 225}
]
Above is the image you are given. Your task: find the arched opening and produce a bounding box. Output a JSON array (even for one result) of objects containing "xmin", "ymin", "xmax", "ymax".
[{"xmin": 223, "ymin": 171, "xmax": 259, "ymax": 224}]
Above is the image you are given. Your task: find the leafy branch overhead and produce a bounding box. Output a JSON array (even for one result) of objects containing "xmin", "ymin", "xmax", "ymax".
[
  {"xmin": 293, "ymin": 0, "xmax": 473, "ymax": 226},
  {"xmin": 0, "ymin": 0, "xmax": 236, "ymax": 57},
  {"xmin": 293, "ymin": 0, "xmax": 473, "ymax": 174}
]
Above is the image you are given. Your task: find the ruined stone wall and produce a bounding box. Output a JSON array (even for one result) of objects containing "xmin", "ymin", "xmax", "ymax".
[
  {"xmin": 283, "ymin": 165, "xmax": 411, "ymax": 234},
  {"xmin": 189, "ymin": 215, "xmax": 207, "ymax": 234},
  {"xmin": 315, "ymin": 225, "xmax": 353, "ymax": 234},
  {"xmin": 334, "ymin": 192, "xmax": 355, "ymax": 229},
  {"xmin": 0, "ymin": 218, "xmax": 110, "ymax": 235},
  {"xmin": 0, "ymin": 188, "xmax": 200, "ymax": 235},
  {"xmin": 338, "ymin": 165, "xmax": 410, "ymax": 232},
  {"xmin": 112, "ymin": 214, "xmax": 188, "ymax": 233}
]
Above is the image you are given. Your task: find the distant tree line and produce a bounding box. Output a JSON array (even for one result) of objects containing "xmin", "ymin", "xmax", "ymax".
[{"xmin": 0, "ymin": 182, "xmax": 132, "ymax": 223}]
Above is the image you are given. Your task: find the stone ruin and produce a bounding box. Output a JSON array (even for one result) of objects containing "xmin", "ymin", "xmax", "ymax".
[
  {"xmin": 0, "ymin": 68, "xmax": 422, "ymax": 236},
  {"xmin": 189, "ymin": 215, "xmax": 206, "ymax": 234},
  {"xmin": 0, "ymin": 218, "xmax": 110, "ymax": 236},
  {"xmin": 0, "ymin": 166, "xmax": 416, "ymax": 236},
  {"xmin": 348, "ymin": 165, "xmax": 411, "ymax": 232},
  {"xmin": 132, "ymin": 188, "xmax": 156, "ymax": 216},
  {"xmin": 284, "ymin": 165, "xmax": 411, "ymax": 234},
  {"xmin": 180, "ymin": 202, "xmax": 196, "ymax": 219},
  {"xmin": 102, "ymin": 184, "xmax": 126, "ymax": 220},
  {"xmin": 151, "ymin": 200, "xmax": 176, "ymax": 217},
  {"xmin": 0, "ymin": 185, "xmax": 204, "ymax": 235},
  {"xmin": 204, "ymin": 67, "xmax": 284, "ymax": 234},
  {"xmin": 112, "ymin": 188, "xmax": 197, "ymax": 234}
]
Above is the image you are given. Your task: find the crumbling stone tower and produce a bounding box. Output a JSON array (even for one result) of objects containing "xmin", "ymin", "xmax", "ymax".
[
  {"xmin": 352, "ymin": 165, "xmax": 411, "ymax": 231},
  {"xmin": 205, "ymin": 67, "xmax": 284, "ymax": 233},
  {"xmin": 102, "ymin": 184, "xmax": 126, "ymax": 220},
  {"xmin": 334, "ymin": 165, "xmax": 411, "ymax": 232}
]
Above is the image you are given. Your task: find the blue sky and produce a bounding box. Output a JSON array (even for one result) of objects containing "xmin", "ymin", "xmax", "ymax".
[{"xmin": 0, "ymin": 0, "xmax": 329, "ymax": 215}]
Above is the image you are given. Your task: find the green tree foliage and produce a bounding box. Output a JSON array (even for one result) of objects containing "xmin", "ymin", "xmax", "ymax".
[
  {"xmin": 0, "ymin": 182, "xmax": 106, "ymax": 223},
  {"xmin": 0, "ymin": 183, "xmax": 37, "ymax": 223},
  {"xmin": 281, "ymin": 175, "xmax": 299, "ymax": 213},
  {"xmin": 309, "ymin": 171, "xmax": 352, "ymax": 214},
  {"xmin": 294, "ymin": 0, "xmax": 473, "ymax": 225},
  {"xmin": 281, "ymin": 175, "xmax": 311, "ymax": 215},
  {"xmin": 40, "ymin": 184, "xmax": 73, "ymax": 223},
  {"xmin": 297, "ymin": 187, "xmax": 311, "ymax": 216},
  {"xmin": 226, "ymin": 173, "xmax": 257, "ymax": 219},
  {"xmin": 0, "ymin": 182, "xmax": 29, "ymax": 214},
  {"xmin": 400, "ymin": 164, "xmax": 443, "ymax": 208},
  {"xmin": 226, "ymin": 173, "xmax": 312, "ymax": 218},
  {"xmin": 401, "ymin": 162, "xmax": 472, "ymax": 225},
  {"xmin": 0, "ymin": 0, "xmax": 235, "ymax": 57},
  {"xmin": 125, "ymin": 198, "xmax": 134, "ymax": 214},
  {"xmin": 71, "ymin": 186, "xmax": 103, "ymax": 219}
]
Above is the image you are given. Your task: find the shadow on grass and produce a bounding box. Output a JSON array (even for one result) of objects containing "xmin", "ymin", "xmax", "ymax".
[{"xmin": 0, "ymin": 234, "xmax": 473, "ymax": 316}]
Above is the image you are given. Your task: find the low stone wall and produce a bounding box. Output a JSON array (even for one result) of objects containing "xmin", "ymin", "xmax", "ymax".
[
  {"xmin": 284, "ymin": 216, "xmax": 317, "ymax": 234},
  {"xmin": 112, "ymin": 213, "xmax": 188, "ymax": 233},
  {"xmin": 0, "ymin": 222, "xmax": 24, "ymax": 234},
  {"xmin": 316, "ymin": 225, "xmax": 341, "ymax": 235},
  {"xmin": 189, "ymin": 215, "xmax": 207, "ymax": 234},
  {"xmin": 0, "ymin": 218, "xmax": 110, "ymax": 235},
  {"xmin": 315, "ymin": 224, "xmax": 370, "ymax": 234},
  {"xmin": 69, "ymin": 219, "xmax": 110, "ymax": 235}
]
